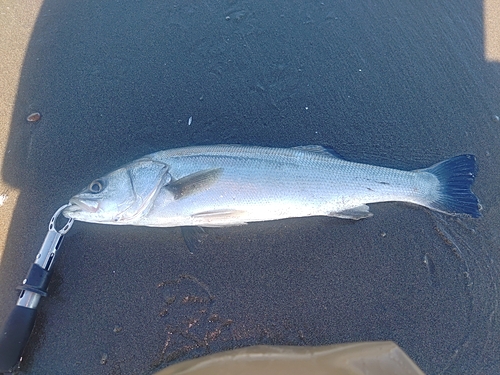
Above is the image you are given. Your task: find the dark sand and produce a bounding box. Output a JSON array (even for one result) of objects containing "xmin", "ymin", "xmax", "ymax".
[{"xmin": 1, "ymin": 1, "xmax": 500, "ymax": 374}]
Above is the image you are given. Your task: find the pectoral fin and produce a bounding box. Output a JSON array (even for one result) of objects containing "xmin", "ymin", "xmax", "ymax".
[
  {"xmin": 166, "ymin": 168, "xmax": 223, "ymax": 200},
  {"xmin": 330, "ymin": 205, "xmax": 373, "ymax": 220}
]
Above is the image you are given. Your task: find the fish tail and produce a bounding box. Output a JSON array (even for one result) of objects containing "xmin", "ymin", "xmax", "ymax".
[{"xmin": 421, "ymin": 154, "xmax": 481, "ymax": 217}]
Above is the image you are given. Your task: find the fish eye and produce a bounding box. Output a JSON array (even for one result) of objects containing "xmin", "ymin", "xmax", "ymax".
[{"xmin": 88, "ymin": 179, "xmax": 104, "ymax": 193}]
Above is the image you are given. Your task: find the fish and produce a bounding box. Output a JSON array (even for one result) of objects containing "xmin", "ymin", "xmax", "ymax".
[{"xmin": 62, "ymin": 145, "xmax": 481, "ymax": 227}]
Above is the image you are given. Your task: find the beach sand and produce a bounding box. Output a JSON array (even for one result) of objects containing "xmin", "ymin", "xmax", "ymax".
[
  {"xmin": 0, "ymin": 1, "xmax": 43, "ymax": 271},
  {"xmin": 1, "ymin": 1, "xmax": 500, "ymax": 374}
]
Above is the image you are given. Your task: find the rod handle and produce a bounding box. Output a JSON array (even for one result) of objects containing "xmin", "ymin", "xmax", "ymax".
[{"xmin": 0, "ymin": 306, "xmax": 37, "ymax": 373}]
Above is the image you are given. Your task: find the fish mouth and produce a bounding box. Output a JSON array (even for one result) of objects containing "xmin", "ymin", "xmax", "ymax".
[{"xmin": 68, "ymin": 197, "xmax": 99, "ymax": 213}]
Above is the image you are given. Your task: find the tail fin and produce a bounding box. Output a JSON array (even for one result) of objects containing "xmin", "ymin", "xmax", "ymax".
[{"xmin": 422, "ymin": 154, "xmax": 481, "ymax": 217}]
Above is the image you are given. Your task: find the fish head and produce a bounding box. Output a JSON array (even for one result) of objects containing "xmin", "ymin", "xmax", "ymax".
[{"xmin": 63, "ymin": 159, "xmax": 170, "ymax": 224}]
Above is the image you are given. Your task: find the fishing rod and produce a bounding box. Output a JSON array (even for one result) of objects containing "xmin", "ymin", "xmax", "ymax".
[{"xmin": 0, "ymin": 205, "xmax": 73, "ymax": 373}]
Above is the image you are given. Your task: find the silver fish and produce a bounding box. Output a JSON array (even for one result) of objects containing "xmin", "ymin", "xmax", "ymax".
[{"xmin": 62, "ymin": 145, "xmax": 480, "ymax": 227}]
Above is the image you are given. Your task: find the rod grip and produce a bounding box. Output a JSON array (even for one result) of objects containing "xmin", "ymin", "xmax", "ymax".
[{"xmin": 0, "ymin": 306, "xmax": 37, "ymax": 372}]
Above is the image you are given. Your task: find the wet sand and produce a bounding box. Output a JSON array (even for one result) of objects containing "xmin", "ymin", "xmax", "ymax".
[{"xmin": 1, "ymin": 1, "xmax": 500, "ymax": 374}]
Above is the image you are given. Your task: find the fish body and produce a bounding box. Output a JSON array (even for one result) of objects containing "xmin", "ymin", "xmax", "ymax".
[{"xmin": 63, "ymin": 145, "xmax": 480, "ymax": 227}]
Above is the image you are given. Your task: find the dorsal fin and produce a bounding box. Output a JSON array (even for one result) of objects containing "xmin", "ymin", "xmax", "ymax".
[{"xmin": 291, "ymin": 145, "xmax": 342, "ymax": 158}]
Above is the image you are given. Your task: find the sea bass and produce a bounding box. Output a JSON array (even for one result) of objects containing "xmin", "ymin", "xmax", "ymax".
[{"xmin": 62, "ymin": 145, "xmax": 480, "ymax": 227}]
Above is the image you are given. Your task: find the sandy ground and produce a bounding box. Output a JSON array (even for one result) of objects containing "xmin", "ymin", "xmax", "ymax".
[
  {"xmin": 0, "ymin": 1, "xmax": 43, "ymax": 265},
  {"xmin": 484, "ymin": 0, "xmax": 500, "ymax": 62},
  {"xmin": 0, "ymin": 1, "xmax": 500, "ymax": 375}
]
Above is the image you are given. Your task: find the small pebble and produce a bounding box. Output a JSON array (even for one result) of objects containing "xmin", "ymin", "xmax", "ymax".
[
  {"xmin": 100, "ymin": 353, "xmax": 108, "ymax": 365},
  {"xmin": 27, "ymin": 112, "xmax": 41, "ymax": 122},
  {"xmin": 0, "ymin": 193, "xmax": 8, "ymax": 207},
  {"xmin": 208, "ymin": 314, "xmax": 220, "ymax": 322},
  {"xmin": 113, "ymin": 325, "xmax": 123, "ymax": 333},
  {"xmin": 493, "ymin": 115, "xmax": 500, "ymax": 122}
]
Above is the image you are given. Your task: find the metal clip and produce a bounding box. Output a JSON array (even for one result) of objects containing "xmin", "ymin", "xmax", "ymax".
[
  {"xmin": 17, "ymin": 204, "xmax": 74, "ymax": 308},
  {"xmin": 34, "ymin": 204, "xmax": 74, "ymax": 269},
  {"xmin": 49, "ymin": 203, "xmax": 74, "ymax": 234}
]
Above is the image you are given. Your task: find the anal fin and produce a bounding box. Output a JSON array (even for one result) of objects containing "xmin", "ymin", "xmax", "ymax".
[
  {"xmin": 181, "ymin": 226, "xmax": 208, "ymax": 254},
  {"xmin": 329, "ymin": 205, "xmax": 373, "ymax": 220}
]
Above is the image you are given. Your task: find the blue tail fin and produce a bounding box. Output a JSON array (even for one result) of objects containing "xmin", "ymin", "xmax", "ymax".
[{"xmin": 422, "ymin": 154, "xmax": 480, "ymax": 217}]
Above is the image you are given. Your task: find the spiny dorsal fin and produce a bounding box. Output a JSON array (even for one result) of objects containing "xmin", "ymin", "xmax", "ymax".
[{"xmin": 291, "ymin": 145, "xmax": 342, "ymax": 158}]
